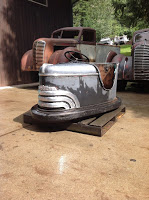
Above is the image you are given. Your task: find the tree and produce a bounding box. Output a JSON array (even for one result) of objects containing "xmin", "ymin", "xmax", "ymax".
[
  {"xmin": 112, "ymin": 0, "xmax": 149, "ymax": 28},
  {"xmin": 73, "ymin": 0, "xmax": 118, "ymax": 41},
  {"xmin": 73, "ymin": 0, "xmax": 134, "ymax": 40}
]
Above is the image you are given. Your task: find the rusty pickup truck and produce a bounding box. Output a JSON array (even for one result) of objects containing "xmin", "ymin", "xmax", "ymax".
[{"xmin": 21, "ymin": 27, "xmax": 120, "ymax": 71}]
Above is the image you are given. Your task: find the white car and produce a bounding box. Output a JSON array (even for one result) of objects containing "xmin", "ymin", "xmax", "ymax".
[
  {"xmin": 100, "ymin": 37, "xmax": 113, "ymax": 45},
  {"xmin": 114, "ymin": 35, "xmax": 129, "ymax": 45}
]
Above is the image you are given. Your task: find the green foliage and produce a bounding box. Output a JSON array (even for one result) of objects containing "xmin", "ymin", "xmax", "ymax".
[
  {"xmin": 112, "ymin": 0, "xmax": 149, "ymax": 29},
  {"xmin": 120, "ymin": 44, "xmax": 131, "ymax": 56},
  {"xmin": 73, "ymin": 0, "xmax": 118, "ymax": 41},
  {"xmin": 73, "ymin": 0, "xmax": 148, "ymax": 41}
]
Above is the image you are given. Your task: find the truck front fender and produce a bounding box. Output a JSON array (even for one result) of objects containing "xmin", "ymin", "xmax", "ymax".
[
  {"xmin": 21, "ymin": 38, "xmax": 54, "ymax": 71},
  {"xmin": 117, "ymin": 56, "xmax": 133, "ymax": 80},
  {"xmin": 21, "ymin": 50, "xmax": 33, "ymax": 71},
  {"xmin": 106, "ymin": 51, "xmax": 133, "ymax": 80}
]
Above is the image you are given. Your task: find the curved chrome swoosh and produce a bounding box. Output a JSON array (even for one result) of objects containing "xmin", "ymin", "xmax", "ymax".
[
  {"xmin": 38, "ymin": 101, "xmax": 70, "ymax": 109},
  {"xmin": 38, "ymin": 96, "xmax": 76, "ymax": 108},
  {"xmin": 38, "ymin": 89, "xmax": 80, "ymax": 108}
]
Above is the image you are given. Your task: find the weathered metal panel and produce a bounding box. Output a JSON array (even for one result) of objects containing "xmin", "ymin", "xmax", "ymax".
[
  {"xmin": 38, "ymin": 62, "xmax": 118, "ymax": 108},
  {"xmin": 0, "ymin": 0, "xmax": 73, "ymax": 86},
  {"xmin": 77, "ymin": 44, "xmax": 96, "ymax": 62},
  {"xmin": 76, "ymin": 44, "xmax": 120, "ymax": 63},
  {"xmin": 96, "ymin": 44, "xmax": 120, "ymax": 63}
]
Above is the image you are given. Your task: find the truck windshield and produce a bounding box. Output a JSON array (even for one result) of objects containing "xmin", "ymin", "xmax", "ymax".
[
  {"xmin": 52, "ymin": 30, "xmax": 79, "ymax": 39},
  {"xmin": 52, "ymin": 31, "xmax": 62, "ymax": 38},
  {"xmin": 135, "ymin": 32, "xmax": 149, "ymax": 43},
  {"xmin": 61, "ymin": 30, "xmax": 79, "ymax": 39}
]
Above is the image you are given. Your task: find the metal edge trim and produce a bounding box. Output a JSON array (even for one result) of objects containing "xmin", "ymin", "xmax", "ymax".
[
  {"xmin": 39, "ymin": 73, "xmax": 99, "ymax": 77},
  {"xmin": 93, "ymin": 63, "xmax": 119, "ymax": 91}
]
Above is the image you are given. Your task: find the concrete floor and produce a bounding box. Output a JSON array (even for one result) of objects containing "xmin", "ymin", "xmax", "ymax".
[{"xmin": 0, "ymin": 85, "xmax": 149, "ymax": 200}]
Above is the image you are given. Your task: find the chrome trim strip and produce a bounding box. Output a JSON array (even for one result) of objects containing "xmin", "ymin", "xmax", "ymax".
[
  {"xmin": 38, "ymin": 96, "xmax": 76, "ymax": 108},
  {"xmin": 134, "ymin": 44, "xmax": 149, "ymax": 80},
  {"xmin": 38, "ymin": 101, "xmax": 70, "ymax": 109},
  {"xmin": 39, "ymin": 73, "xmax": 98, "ymax": 77},
  {"xmin": 33, "ymin": 40, "xmax": 46, "ymax": 67},
  {"xmin": 38, "ymin": 89, "xmax": 80, "ymax": 108},
  {"xmin": 38, "ymin": 86, "xmax": 57, "ymax": 91}
]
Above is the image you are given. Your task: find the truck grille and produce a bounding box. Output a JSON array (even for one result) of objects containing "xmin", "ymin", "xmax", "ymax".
[
  {"xmin": 134, "ymin": 44, "xmax": 149, "ymax": 80},
  {"xmin": 33, "ymin": 40, "xmax": 46, "ymax": 69}
]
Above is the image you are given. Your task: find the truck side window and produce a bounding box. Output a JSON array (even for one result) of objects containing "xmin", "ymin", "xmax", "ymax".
[
  {"xmin": 82, "ymin": 30, "xmax": 95, "ymax": 42},
  {"xmin": 135, "ymin": 34, "xmax": 142, "ymax": 42},
  {"xmin": 135, "ymin": 32, "xmax": 149, "ymax": 43},
  {"xmin": 53, "ymin": 31, "xmax": 62, "ymax": 38},
  {"xmin": 61, "ymin": 30, "xmax": 79, "ymax": 39}
]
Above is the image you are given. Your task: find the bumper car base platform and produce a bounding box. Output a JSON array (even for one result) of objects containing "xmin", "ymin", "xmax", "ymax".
[{"xmin": 23, "ymin": 105, "xmax": 125, "ymax": 137}]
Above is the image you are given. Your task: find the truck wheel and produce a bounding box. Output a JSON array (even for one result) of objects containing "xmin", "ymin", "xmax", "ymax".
[{"xmin": 117, "ymin": 80, "xmax": 127, "ymax": 91}]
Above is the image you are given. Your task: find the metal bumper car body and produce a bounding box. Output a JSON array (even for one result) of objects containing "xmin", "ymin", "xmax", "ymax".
[{"xmin": 31, "ymin": 62, "xmax": 121, "ymax": 123}]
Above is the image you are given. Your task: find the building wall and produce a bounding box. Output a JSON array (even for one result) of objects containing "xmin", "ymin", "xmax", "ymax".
[{"xmin": 0, "ymin": 0, "xmax": 73, "ymax": 86}]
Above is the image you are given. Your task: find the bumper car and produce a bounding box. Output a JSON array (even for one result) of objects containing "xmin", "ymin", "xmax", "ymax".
[{"xmin": 31, "ymin": 51, "xmax": 121, "ymax": 123}]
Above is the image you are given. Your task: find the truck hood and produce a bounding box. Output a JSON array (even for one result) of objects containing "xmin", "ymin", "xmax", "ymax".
[{"xmin": 35, "ymin": 38, "xmax": 78, "ymax": 46}]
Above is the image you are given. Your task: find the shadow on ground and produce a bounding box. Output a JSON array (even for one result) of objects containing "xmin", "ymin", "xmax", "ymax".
[
  {"xmin": 13, "ymin": 85, "xmax": 38, "ymax": 90},
  {"xmin": 13, "ymin": 112, "xmax": 68, "ymax": 133},
  {"xmin": 118, "ymin": 82, "xmax": 149, "ymax": 118},
  {"xmin": 125, "ymin": 82, "xmax": 149, "ymax": 93}
]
